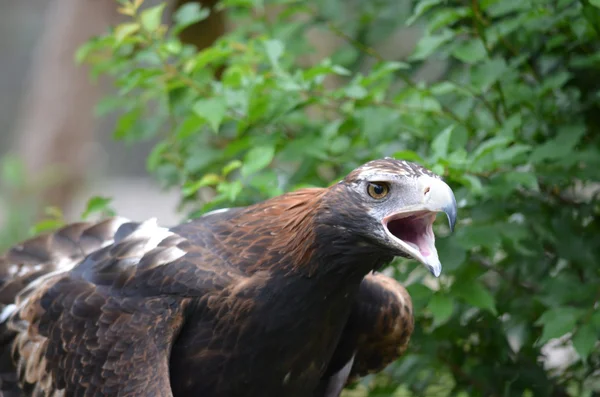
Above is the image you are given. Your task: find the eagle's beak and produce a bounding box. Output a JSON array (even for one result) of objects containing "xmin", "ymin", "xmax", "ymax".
[
  {"xmin": 383, "ymin": 176, "xmax": 457, "ymax": 278},
  {"xmin": 426, "ymin": 177, "xmax": 457, "ymax": 233}
]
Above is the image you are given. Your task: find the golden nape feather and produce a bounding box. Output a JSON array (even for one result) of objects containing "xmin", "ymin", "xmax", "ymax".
[{"xmin": 0, "ymin": 158, "xmax": 457, "ymax": 397}]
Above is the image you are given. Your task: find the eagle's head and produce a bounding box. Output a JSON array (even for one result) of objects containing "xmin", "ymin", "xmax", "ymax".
[{"xmin": 326, "ymin": 158, "xmax": 457, "ymax": 277}]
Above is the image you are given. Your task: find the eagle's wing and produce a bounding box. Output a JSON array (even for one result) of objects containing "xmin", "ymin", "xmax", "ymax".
[
  {"xmin": 1, "ymin": 217, "xmax": 236, "ymax": 396},
  {"xmin": 0, "ymin": 217, "xmax": 132, "ymax": 307},
  {"xmin": 316, "ymin": 272, "xmax": 414, "ymax": 397},
  {"xmin": 0, "ymin": 217, "xmax": 132, "ymax": 395},
  {"xmin": 11, "ymin": 274, "xmax": 185, "ymax": 397}
]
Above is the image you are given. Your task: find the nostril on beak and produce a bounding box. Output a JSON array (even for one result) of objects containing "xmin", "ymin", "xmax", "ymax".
[{"xmin": 424, "ymin": 186, "xmax": 431, "ymax": 196}]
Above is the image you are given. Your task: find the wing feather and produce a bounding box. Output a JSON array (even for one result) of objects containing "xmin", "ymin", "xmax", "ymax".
[
  {"xmin": 0, "ymin": 217, "xmax": 131, "ymax": 308},
  {"xmin": 1, "ymin": 217, "xmax": 237, "ymax": 396}
]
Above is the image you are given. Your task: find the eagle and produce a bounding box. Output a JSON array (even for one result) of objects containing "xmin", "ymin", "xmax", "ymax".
[{"xmin": 0, "ymin": 158, "xmax": 457, "ymax": 397}]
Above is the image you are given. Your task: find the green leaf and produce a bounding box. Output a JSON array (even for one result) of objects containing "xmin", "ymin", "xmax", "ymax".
[
  {"xmin": 249, "ymin": 169, "xmax": 281, "ymax": 197},
  {"xmin": 471, "ymin": 58, "xmax": 508, "ymax": 92},
  {"xmin": 75, "ymin": 41, "xmax": 95, "ymax": 64},
  {"xmin": 436, "ymin": 237, "xmax": 467, "ymax": 272},
  {"xmin": 193, "ymin": 97, "xmax": 227, "ymax": 133},
  {"xmin": 457, "ymin": 225, "xmax": 501, "ymax": 249},
  {"xmin": 146, "ymin": 141, "xmax": 169, "ymax": 172},
  {"xmin": 330, "ymin": 136, "xmax": 351, "ymax": 155},
  {"xmin": 453, "ymin": 279, "xmax": 497, "ymax": 315},
  {"xmin": 95, "ymin": 97, "xmax": 127, "ymax": 118},
  {"xmin": 241, "ymin": 145, "xmax": 276, "ymax": 176},
  {"xmin": 114, "ymin": 22, "xmax": 140, "ymax": 44},
  {"xmin": 452, "ymin": 38, "xmax": 487, "ymax": 64},
  {"xmin": 189, "ymin": 46, "xmax": 234, "ymax": 72},
  {"xmin": 30, "ymin": 218, "xmax": 65, "ymax": 235},
  {"xmin": 471, "ymin": 136, "xmax": 511, "ymax": 164},
  {"xmin": 280, "ymin": 136, "xmax": 328, "ymax": 162},
  {"xmin": 43, "ymin": 206, "xmax": 63, "ymax": 220},
  {"xmin": 114, "ymin": 107, "xmax": 142, "ymax": 140},
  {"xmin": 363, "ymin": 61, "xmax": 409, "ymax": 86},
  {"xmin": 430, "ymin": 81, "xmax": 458, "ymax": 95},
  {"xmin": 428, "ymin": 7, "xmax": 470, "ymax": 32},
  {"xmin": 331, "ymin": 65, "xmax": 352, "ymax": 76},
  {"xmin": 82, "ymin": 196, "xmax": 115, "ymax": 220},
  {"xmin": 432, "ymin": 164, "xmax": 445, "ymax": 175},
  {"xmin": 356, "ymin": 107, "xmax": 400, "ymax": 144},
  {"xmin": 392, "ymin": 150, "xmax": 424, "ymax": 163},
  {"xmin": 498, "ymin": 114, "xmax": 522, "ymax": 137},
  {"xmin": 323, "ymin": 119, "xmax": 343, "ymax": 140},
  {"xmin": 504, "ymin": 171, "xmax": 539, "ymax": 191},
  {"xmin": 536, "ymin": 307, "xmax": 581, "ymax": 345},
  {"xmin": 428, "ymin": 293, "xmax": 455, "ymax": 327},
  {"xmin": 539, "ymin": 71, "xmax": 572, "ymax": 94},
  {"xmin": 140, "ymin": 3, "xmax": 166, "ymax": 32},
  {"xmin": 530, "ymin": 124, "xmax": 586, "ymax": 163},
  {"xmin": 407, "ymin": 0, "xmax": 442, "ymax": 26},
  {"xmin": 406, "ymin": 283, "xmax": 434, "ymax": 312},
  {"xmin": 409, "ymin": 30, "xmax": 454, "ymax": 61},
  {"xmin": 182, "ymin": 173, "xmax": 221, "ymax": 196},
  {"xmin": 572, "ymin": 323, "xmax": 598, "ymax": 360},
  {"xmin": 460, "ymin": 174, "xmax": 484, "ymax": 194},
  {"xmin": 217, "ymin": 180, "xmax": 243, "ymax": 202},
  {"xmin": 345, "ymin": 85, "xmax": 368, "ymax": 99},
  {"xmin": 175, "ymin": 115, "xmax": 204, "ymax": 139},
  {"xmin": 582, "ymin": 0, "xmax": 600, "ymax": 35},
  {"xmin": 431, "ymin": 125, "xmax": 454, "ymax": 159},
  {"xmin": 172, "ymin": 3, "xmax": 210, "ymax": 34},
  {"xmin": 222, "ymin": 160, "xmax": 243, "ymax": 177},
  {"xmin": 484, "ymin": 0, "xmax": 530, "ymax": 17},
  {"xmin": 495, "ymin": 144, "xmax": 532, "ymax": 164},
  {"xmin": 302, "ymin": 60, "xmax": 352, "ymax": 81},
  {"xmin": 264, "ymin": 39, "xmax": 284, "ymax": 68}
]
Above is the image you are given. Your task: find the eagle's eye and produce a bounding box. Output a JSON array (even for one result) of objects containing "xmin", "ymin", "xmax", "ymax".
[{"xmin": 367, "ymin": 182, "xmax": 390, "ymax": 199}]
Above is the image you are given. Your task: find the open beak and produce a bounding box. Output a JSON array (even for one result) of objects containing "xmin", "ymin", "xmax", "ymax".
[{"xmin": 382, "ymin": 176, "xmax": 457, "ymax": 277}]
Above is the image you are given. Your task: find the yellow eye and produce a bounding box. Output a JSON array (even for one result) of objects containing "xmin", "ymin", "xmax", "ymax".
[{"xmin": 367, "ymin": 182, "xmax": 390, "ymax": 199}]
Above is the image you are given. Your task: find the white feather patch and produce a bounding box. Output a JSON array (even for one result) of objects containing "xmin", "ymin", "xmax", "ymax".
[
  {"xmin": 202, "ymin": 207, "xmax": 232, "ymax": 217},
  {"xmin": 110, "ymin": 218, "xmax": 187, "ymax": 269},
  {"xmin": 0, "ymin": 303, "xmax": 16, "ymax": 323},
  {"xmin": 7, "ymin": 217, "xmax": 187, "ymax": 330},
  {"xmin": 126, "ymin": 218, "xmax": 175, "ymax": 251},
  {"xmin": 323, "ymin": 353, "xmax": 356, "ymax": 397}
]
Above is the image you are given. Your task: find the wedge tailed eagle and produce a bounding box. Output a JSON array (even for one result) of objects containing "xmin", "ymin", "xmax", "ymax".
[{"xmin": 0, "ymin": 158, "xmax": 457, "ymax": 397}]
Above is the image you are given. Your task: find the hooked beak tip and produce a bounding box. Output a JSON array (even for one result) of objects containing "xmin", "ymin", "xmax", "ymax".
[
  {"xmin": 444, "ymin": 197, "xmax": 457, "ymax": 233},
  {"xmin": 424, "ymin": 176, "xmax": 457, "ymax": 233},
  {"xmin": 427, "ymin": 263, "xmax": 442, "ymax": 278}
]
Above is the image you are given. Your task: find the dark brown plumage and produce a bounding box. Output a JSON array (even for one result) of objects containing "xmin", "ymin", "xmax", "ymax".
[{"xmin": 0, "ymin": 158, "xmax": 457, "ymax": 397}]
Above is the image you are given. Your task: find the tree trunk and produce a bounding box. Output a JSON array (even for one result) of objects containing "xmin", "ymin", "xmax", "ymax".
[{"xmin": 12, "ymin": 0, "xmax": 228, "ymax": 218}]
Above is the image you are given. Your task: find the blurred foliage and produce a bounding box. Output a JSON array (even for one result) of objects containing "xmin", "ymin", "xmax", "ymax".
[
  {"xmin": 0, "ymin": 156, "xmax": 36, "ymax": 252},
  {"xmin": 0, "ymin": 155, "xmax": 68, "ymax": 251},
  {"xmin": 0, "ymin": 155, "xmax": 116, "ymax": 251},
  {"xmin": 17, "ymin": 0, "xmax": 600, "ymax": 395}
]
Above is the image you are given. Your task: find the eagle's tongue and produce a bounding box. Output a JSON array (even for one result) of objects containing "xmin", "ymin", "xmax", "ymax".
[
  {"xmin": 419, "ymin": 234, "xmax": 441, "ymax": 277},
  {"xmin": 409, "ymin": 219, "xmax": 441, "ymax": 276},
  {"xmin": 411, "ymin": 218, "xmax": 434, "ymax": 257}
]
